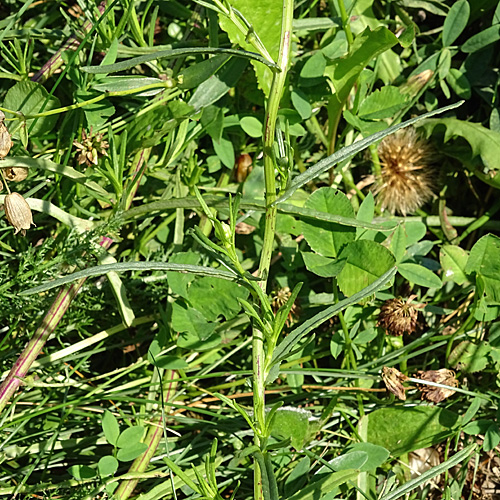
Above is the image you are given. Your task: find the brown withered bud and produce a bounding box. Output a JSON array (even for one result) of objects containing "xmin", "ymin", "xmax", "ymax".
[
  {"xmin": 4, "ymin": 192, "xmax": 35, "ymax": 236},
  {"xmin": 415, "ymin": 369, "xmax": 458, "ymax": 403},
  {"xmin": 381, "ymin": 366, "xmax": 408, "ymax": 401},
  {"xmin": 3, "ymin": 167, "xmax": 29, "ymax": 182},
  {"xmin": 234, "ymin": 221, "xmax": 256, "ymax": 235},
  {"xmin": 378, "ymin": 295, "xmax": 423, "ymax": 337},
  {"xmin": 0, "ymin": 121, "xmax": 13, "ymax": 159},
  {"xmin": 234, "ymin": 153, "xmax": 253, "ymax": 183}
]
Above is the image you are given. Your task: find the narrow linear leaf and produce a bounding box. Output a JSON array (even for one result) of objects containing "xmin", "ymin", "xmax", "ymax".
[
  {"xmin": 98, "ymin": 252, "xmax": 135, "ymax": 328},
  {"xmin": 21, "ymin": 263, "xmax": 241, "ymax": 296},
  {"xmin": 0, "ymin": 196, "xmax": 94, "ymax": 232},
  {"xmin": 125, "ymin": 197, "xmax": 397, "ymax": 231},
  {"xmin": 81, "ymin": 47, "xmax": 279, "ymax": 74},
  {"xmin": 379, "ymin": 445, "xmax": 476, "ymax": 500},
  {"xmin": 270, "ymin": 267, "xmax": 397, "ymax": 367},
  {"xmin": 274, "ymin": 102, "xmax": 463, "ymax": 204}
]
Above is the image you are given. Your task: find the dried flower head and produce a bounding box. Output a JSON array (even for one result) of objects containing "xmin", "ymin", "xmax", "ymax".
[
  {"xmin": 382, "ymin": 366, "xmax": 408, "ymax": 400},
  {"xmin": 3, "ymin": 166, "xmax": 29, "ymax": 182},
  {"xmin": 4, "ymin": 192, "xmax": 34, "ymax": 235},
  {"xmin": 0, "ymin": 120, "xmax": 13, "ymax": 159},
  {"xmin": 378, "ymin": 295, "xmax": 423, "ymax": 336},
  {"xmin": 271, "ymin": 286, "xmax": 299, "ymax": 326},
  {"xmin": 415, "ymin": 368, "xmax": 458, "ymax": 403},
  {"xmin": 374, "ymin": 127, "xmax": 435, "ymax": 215},
  {"xmin": 73, "ymin": 127, "xmax": 109, "ymax": 167}
]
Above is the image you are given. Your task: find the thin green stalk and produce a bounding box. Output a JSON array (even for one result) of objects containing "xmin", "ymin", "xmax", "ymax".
[
  {"xmin": 333, "ymin": 279, "xmax": 357, "ymax": 370},
  {"xmin": 253, "ymin": 1, "xmax": 293, "ymax": 498},
  {"xmin": 1, "ymin": 82, "xmax": 175, "ymax": 121},
  {"xmin": 337, "ymin": 0, "xmax": 353, "ymax": 46},
  {"xmin": 114, "ymin": 370, "xmax": 178, "ymax": 499}
]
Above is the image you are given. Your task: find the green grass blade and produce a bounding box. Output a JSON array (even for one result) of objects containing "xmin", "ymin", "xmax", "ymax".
[{"xmin": 379, "ymin": 444, "xmax": 476, "ymax": 500}]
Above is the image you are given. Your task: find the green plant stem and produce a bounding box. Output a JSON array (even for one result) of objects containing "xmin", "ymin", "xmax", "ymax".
[
  {"xmin": 0, "ymin": 83, "xmax": 177, "ymax": 121},
  {"xmin": 333, "ymin": 279, "xmax": 357, "ymax": 370},
  {"xmin": 114, "ymin": 370, "xmax": 178, "ymax": 499},
  {"xmin": 337, "ymin": 0, "xmax": 353, "ymax": 46},
  {"xmin": 253, "ymin": 1, "xmax": 293, "ymax": 498}
]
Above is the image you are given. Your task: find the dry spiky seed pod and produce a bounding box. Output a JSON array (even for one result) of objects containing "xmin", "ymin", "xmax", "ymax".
[
  {"xmin": 0, "ymin": 121, "xmax": 13, "ymax": 159},
  {"xmin": 73, "ymin": 128, "xmax": 109, "ymax": 167},
  {"xmin": 4, "ymin": 192, "xmax": 34, "ymax": 235},
  {"xmin": 374, "ymin": 127, "xmax": 435, "ymax": 215},
  {"xmin": 3, "ymin": 167, "xmax": 29, "ymax": 182}
]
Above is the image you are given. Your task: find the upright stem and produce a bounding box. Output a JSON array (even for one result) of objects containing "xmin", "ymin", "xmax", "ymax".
[
  {"xmin": 337, "ymin": 0, "xmax": 353, "ymax": 47},
  {"xmin": 253, "ymin": 1, "xmax": 293, "ymax": 498}
]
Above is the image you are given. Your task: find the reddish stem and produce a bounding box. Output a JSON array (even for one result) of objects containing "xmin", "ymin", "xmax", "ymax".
[{"xmin": 32, "ymin": 2, "xmax": 107, "ymax": 83}]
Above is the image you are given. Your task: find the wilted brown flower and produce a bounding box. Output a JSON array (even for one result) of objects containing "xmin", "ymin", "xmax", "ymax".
[
  {"xmin": 0, "ymin": 120, "xmax": 12, "ymax": 159},
  {"xmin": 73, "ymin": 128, "xmax": 109, "ymax": 167},
  {"xmin": 374, "ymin": 127, "xmax": 435, "ymax": 215},
  {"xmin": 4, "ymin": 192, "xmax": 34, "ymax": 235},
  {"xmin": 3, "ymin": 166, "xmax": 28, "ymax": 182},
  {"xmin": 378, "ymin": 295, "xmax": 423, "ymax": 336},
  {"xmin": 415, "ymin": 369, "xmax": 458, "ymax": 403},
  {"xmin": 381, "ymin": 366, "xmax": 408, "ymax": 400}
]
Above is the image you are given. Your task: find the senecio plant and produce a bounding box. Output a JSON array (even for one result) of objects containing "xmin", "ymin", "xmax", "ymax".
[{"xmin": 1, "ymin": 0, "xmax": 497, "ymax": 498}]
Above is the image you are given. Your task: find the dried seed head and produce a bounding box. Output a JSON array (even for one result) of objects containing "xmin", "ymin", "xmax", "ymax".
[
  {"xmin": 381, "ymin": 366, "xmax": 408, "ymax": 400},
  {"xmin": 4, "ymin": 192, "xmax": 34, "ymax": 235},
  {"xmin": 271, "ymin": 286, "xmax": 300, "ymax": 327},
  {"xmin": 73, "ymin": 127, "xmax": 109, "ymax": 167},
  {"xmin": 3, "ymin": 166, "xmax": 29, "ymax": 182},
  {"xmin": 415, "ymin": 368, "xmax": 458, "ymax": 403},
  {"xmin": 374, "ymin": 127, "xmax": 435, "ymax": 215},
  {"xmin": 378, "ymin": 295, "xmax": 423, "ymax": 336},
  {"xmin": 0, "ymin": 121, "xmax": 13, "ymax": 159}
]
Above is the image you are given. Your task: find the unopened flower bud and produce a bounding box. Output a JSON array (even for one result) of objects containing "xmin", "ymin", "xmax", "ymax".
[
  {"xmin": 400, "ymin": 70, "xmax": 434, "ymax": 97},
  {"xmin": 4, "ymin": 167, "xmax": 28, "ymax": 182},
  {"xmin": 4, "ymin": 192, "xmax": 34, "ymax": 235},
  {"xmin": 0, "ymin": 121, "xmax": 12, "ymax": 159},
  {"xmin": 235, "ymin": 153, "xmax": 253, "ymax": 183}
]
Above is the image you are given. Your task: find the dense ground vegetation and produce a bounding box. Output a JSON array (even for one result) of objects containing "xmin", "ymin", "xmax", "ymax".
[{"xmin": 0, "ymin": 0, "xmax": 500, "ymax": 498}]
